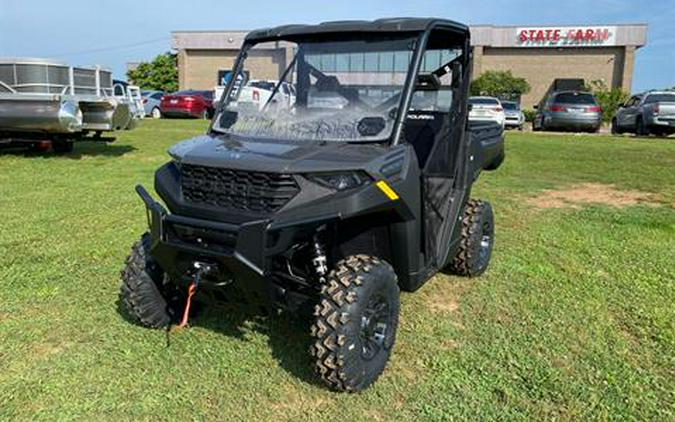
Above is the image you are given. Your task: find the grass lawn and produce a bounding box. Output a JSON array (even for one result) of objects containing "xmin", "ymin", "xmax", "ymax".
[{"xmin": 0, "ymin": 120, "xmax": 673, "ymax": 420}]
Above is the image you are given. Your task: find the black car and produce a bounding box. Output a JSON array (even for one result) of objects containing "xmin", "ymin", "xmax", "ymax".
[{"xmin": 119, "ymin": 18, "xmax": 504, "ymax": 393}]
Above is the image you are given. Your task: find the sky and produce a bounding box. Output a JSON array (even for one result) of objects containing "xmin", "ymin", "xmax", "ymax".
[{"xmin": 1, "ymin": 0, "xmax": 673, "ymax": 92}]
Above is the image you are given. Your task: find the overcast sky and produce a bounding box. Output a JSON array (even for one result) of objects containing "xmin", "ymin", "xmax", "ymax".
[{"xmin": 1, "ymin": 0, "xmax": 673, "ymax": 92}]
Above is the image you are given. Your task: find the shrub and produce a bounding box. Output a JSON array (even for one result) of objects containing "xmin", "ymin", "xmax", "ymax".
[
  {"xmin": 585, "ymin": 80, "xmax": 630, "ymax": 123},
  {"xmin": 471, "ymin": 70, "xmax": 531, "ymax": 99},
  {"xmin": 127, "ymin": 53, "xmax": 178, "ymax": 92},
  {"xmin": 523, "ymin": 109, "xmax": 537, "ymax": 123}
]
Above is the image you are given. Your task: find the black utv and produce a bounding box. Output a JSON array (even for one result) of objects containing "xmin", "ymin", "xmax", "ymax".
[{"xmin": 120, "ymin": 18, "xmax": 504, "ymax": 392}]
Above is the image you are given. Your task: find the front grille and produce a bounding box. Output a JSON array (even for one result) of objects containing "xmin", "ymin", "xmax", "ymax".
[{"xmin": 180, "ymin": 164, "xmax": 300, "ymax": 213}]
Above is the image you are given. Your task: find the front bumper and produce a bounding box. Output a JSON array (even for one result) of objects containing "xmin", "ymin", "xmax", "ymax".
[{"xmin": 136, "ymin": 184, "xmax": 273, "ymax": 287}]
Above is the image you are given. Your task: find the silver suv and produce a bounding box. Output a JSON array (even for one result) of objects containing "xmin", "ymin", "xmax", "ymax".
[
  {"xmin": 533, "ymin": 91, "xmax": 602, "ymax": 133},
  {"xmin": 612, "ymin": 91, "xmax": 675, "ymax": 136}
]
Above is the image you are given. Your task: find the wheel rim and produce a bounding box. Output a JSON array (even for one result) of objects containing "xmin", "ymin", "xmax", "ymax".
[
  {"xmin": 478, "ymin": 220, "xmax": 492, "ymax": 264},
  {"xmin": 360, "ymin": 294, "xmax": 390, "ymax": 360},
  {"xmin": 152, "ymin": 108, "xmax": 161, "ymax": 118}
]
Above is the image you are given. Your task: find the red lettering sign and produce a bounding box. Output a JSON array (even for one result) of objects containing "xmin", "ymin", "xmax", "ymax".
[{"xmin": 517, "ymin": 26, "xmax": 615, "ymax": 47}]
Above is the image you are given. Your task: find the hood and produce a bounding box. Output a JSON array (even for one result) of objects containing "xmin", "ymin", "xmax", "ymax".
[{"xmin": 169, "ymin": 134, "xmax": 389, "ymax": 173}]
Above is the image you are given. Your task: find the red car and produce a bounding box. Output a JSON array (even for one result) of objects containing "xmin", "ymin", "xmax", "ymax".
[{"xmin": 160, "ymin": 90, "xmax": 214, "ymax": 119}]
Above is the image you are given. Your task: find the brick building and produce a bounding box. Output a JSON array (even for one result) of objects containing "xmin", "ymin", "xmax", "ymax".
[{"xmin": 169, "ymin": 23, "xmax": 647, "ymax": 107}]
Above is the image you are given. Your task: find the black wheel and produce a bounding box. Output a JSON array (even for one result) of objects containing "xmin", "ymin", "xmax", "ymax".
[
  {"xmin": 52, "ymin": 140, "xmax": 74, "ymax": 153},
  {"xmin": 448, "ymin": 199, "xmax": 494, "ymax": 277},
  {"xmin": 636, "ymin": 117, "xmax": 649, "ymax": 137},
  {"xmin": 201, "ymin": 109, "xmax": 210, "ymax": 120},
  {"xmin": 611, "ymin": 118, "xmax": 621, "ymax": 135},
  {"xmin": 119, "ymin": 233, "xmax": 181, "ymax": 328},
  {"xmin": 310, "ymin": 255, "xmax": 400, "ymax": 392},
  {"xmin": 151, "ymin": 107, "xmax": 162, "ymax": 119}
]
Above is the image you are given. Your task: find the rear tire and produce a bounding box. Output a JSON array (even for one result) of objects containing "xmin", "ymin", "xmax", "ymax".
[
  {"xmin": 448, "ymin": 199, "xmax": 494, "ymax": 277},
  {"xmin": 636, "ymin": 117, "xmax": 649, "ymax": 137},
  {"xmin": 151, "ymin": 107, "xmax": 162, "ymax": 119},
  {"xmin": 310, "ymin": 255, "xmax": 400, "ymax": 392},
  {"xmin": 119, "ymin": 233, "xmax": 180, "ymax": 328}
]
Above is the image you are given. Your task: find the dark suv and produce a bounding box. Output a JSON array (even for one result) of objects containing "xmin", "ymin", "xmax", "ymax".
[{"xmin": 119, "ymin": 18, "xmax": 504, "ymax": 392}]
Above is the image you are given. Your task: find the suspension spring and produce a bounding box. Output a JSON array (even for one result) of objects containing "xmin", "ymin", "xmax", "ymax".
[{"xmin": 311, "ymin": 229, "xmax": 328, "ymax": 284}]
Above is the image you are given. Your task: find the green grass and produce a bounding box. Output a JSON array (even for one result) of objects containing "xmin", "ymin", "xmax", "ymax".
[{"xmin": 0, "ymin": 121, "xmax": 673, "ymax": 420}]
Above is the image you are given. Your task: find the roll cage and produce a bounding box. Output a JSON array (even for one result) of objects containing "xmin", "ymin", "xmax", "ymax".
[{"xmin": 210, "ymin": 18, "xmax": 472, "ymax": 147}]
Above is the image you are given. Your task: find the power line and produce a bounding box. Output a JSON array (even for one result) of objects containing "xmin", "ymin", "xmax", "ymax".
[{"xmin": 52, "ymin": 37, "xmax": 169, "ymax": 57}]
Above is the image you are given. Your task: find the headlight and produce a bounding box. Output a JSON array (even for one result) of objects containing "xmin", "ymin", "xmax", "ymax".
[{"xmin": 306, "ymin": 171, "xmax": 371, "ymax": 191}]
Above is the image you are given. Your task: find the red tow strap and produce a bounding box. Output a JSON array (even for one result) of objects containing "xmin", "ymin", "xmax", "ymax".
[{"xmin": 177, "ymin": 281, "xmax": 198, "ymax": 329}]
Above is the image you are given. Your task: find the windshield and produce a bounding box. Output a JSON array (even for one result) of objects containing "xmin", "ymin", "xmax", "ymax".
[
  {"xmin": 553, "ymin": 92, "xmax": 596, "ymax": 105},
  {"xmin": 213, "ymin": 35, "xmax": 424, "ymax": 142},
  {"xmin": 502, "ymin": 102, "xmax": 519, "ymax": 110}
]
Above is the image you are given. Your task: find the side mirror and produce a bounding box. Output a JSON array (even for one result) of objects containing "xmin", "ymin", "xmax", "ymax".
[{"xmin": 467, "ymin": 103, "xmax": 473, "ymax": 112}]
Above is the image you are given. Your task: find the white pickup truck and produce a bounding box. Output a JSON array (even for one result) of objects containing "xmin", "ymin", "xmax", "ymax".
[{"xmin": 214, "ymin": 79, "xmax": 296, "ymax": 111}]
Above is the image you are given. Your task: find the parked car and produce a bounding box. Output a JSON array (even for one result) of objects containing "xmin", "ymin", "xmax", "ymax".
[
  {"xmin": 215, "ymin": 79, "xmax": 296, "ymax": 111},
  {"xmin": 502, "ymin": 101, "xmax": 524, "ymax": 130},
  {"xmin": 612, "ymin": 91, "xmax": 675, "ymax": 137},
  {"xmin": 468, "ymin": 97, "xmax": 505, "ymax": 127},
  {"xmin": 141, "ymin": 90, "xmax": 165, "ymax": 118},
  {"xmin": 533, "ymin": 91, "xmax": 602, "ymax": 132},
  {"xmin": 160, "ymin": 90, "xmax": 214, "ymax": 119}
]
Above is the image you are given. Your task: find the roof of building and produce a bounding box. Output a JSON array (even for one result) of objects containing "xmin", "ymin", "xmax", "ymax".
[{"xmin": 172, "ymin": 22, "xmax": 647, "ymax": 50}]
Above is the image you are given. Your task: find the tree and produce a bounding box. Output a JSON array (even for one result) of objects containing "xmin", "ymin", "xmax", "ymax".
[
  {"xmin": 585, "ymin": 80, "xmax": 630, "ymax": 123},
  {"xmin": 126, "ymin": 52, "xmax": 178, "ymax": 92},
  {"xmin": 470, "ymin": 70, "xmax": 531, "ymax": 99}
]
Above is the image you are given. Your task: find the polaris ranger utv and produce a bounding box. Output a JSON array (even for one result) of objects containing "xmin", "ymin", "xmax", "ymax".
[{"xmin": 120, "ymin": 18, "xmax": 504, "ymax": 392}]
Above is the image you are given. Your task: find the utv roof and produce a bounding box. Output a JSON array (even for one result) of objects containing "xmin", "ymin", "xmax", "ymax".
[{"xmin": 245, "ymin": 18, "xmax": 469, "ymax": 43}]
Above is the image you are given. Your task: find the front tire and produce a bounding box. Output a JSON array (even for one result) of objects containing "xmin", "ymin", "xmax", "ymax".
[
  {"xmin": 310, "ymin": 255, "xmax": 400, "ymax": 392},
  {"xmin": 119, "ymin": 233, "xmax": 179, "ymax": 328},
  {"xmin": 448, "ymin": 199, "xmax": 495, "ymax": 277}
]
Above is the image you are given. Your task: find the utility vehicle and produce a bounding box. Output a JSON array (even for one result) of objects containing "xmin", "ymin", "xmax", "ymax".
[{"xmin": 120, "ymin": 18, "xmax": 504, "ymax": 392}]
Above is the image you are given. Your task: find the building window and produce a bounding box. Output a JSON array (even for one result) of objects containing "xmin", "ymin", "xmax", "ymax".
[
  {"xmin": 349, "ymin": 53, "xmax": 364, "ymax": 72},
  {"xmin": 394, "ymin": 51, "xmax": 411, "ymax": 72},
  {"xmin": 320, "ymin": 54, "xmax": 336, "ymax": 72},
  {"xmin": 364, "ymin": 52, "xmax": 379, "ymax": 72},
  {"xmin": 336, "ymin": 54, "xmax": 350, "ymax": 72},
  {"xmin": 378, "ymin": 52, "xmax": 394, "ymax": 72}
]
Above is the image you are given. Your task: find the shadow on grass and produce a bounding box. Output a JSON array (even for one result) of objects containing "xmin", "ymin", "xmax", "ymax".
[
  {"xmin": 115, "ymin": 290, "xmax": 323, "ymax": 388},
  {"xmin": 195, "ymin": 297, "xmax": 323, "ymax": 388},
  {"xmin": 0, "ymin": 142, "xmax": 135, "ymax": 159}
]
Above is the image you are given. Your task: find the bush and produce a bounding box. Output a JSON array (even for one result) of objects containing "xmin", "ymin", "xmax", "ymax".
[
  {"xmin": 471, "ymin": 70, "xmax": 531, "ymax": 99},
  {"xmin": 523, "ymin": 109, "xmax": 537, "ymax": 123},
  {"xmin": 585, "ymin": 80, "xmax": 630, "ymax": 123}
]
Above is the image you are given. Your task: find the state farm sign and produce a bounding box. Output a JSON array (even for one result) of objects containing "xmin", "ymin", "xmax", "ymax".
[{"xmin": 516, "ymin": 26, "xmax": 617, "ymax": 47}]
